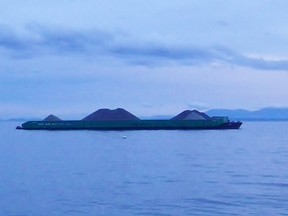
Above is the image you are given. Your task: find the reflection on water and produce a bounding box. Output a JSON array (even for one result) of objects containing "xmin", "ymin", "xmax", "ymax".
[{"xmin": 0, "ymin": 122, "xmax": 288, "ymax": 215}]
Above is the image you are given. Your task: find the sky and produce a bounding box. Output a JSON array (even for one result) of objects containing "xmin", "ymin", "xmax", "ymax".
[{"xmin": 1, "ymin": 0, "xmax": 288, "ymax": 119}]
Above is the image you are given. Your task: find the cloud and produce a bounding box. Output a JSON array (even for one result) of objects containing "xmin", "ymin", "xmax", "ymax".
[
  {"xmin": 1, "ymin": 24, "xmax": 288, "ymax": 70},
  {"xmin": 210, "ymin": 47, "xmax": 288, "ymax": 70},
  {"xmin": 0, "ymin": 24, "xmax": 114, "ymax": 58},
  {"xmin": 0, "ymin": 27, "xmax": 31, "ymax": 52}
]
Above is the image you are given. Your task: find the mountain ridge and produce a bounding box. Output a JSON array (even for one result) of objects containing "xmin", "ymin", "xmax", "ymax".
[
  {"xmin": 2, "ymin": 107, "xmax": 288, "ymax": 122},
  {"xmin": 206, "ymin": 107, "xmax": 288, "ymax": 120},
  {"xmin": 144, "ymin": 107, "xmax": 288, "ymax": 121}
]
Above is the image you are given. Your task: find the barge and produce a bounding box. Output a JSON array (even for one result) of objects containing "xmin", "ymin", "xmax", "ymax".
[{"xmin": 16, "ymin": 108, "xmax": 242, "ymax": 130}]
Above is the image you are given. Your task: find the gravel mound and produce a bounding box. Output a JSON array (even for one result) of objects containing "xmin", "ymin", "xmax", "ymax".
[
  {"xmin": 43, "ymin": 114, "xmax": 62, "ymax": 121},
  {"xmin": 82, "ymin": 108, "xmax": 140, "ymax": 121},
  {"xmin": 171, "ymin": 110, "xmax": 211, "ymax": 120}
]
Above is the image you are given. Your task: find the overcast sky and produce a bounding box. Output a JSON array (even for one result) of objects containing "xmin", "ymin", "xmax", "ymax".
[{"xmin": 1, "ymin": 0, "xmax": 288, "ymax": 119}]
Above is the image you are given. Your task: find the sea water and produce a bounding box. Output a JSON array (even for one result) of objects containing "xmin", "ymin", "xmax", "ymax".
[{"xmin": 0, "ymin": 121, "xmax": 288, "ymax": 215}]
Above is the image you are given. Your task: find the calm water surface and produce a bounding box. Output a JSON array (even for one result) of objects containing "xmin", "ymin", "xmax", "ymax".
[{"xmin": 1, "ymin": 122, "xmax": 288, "ymax": 215}]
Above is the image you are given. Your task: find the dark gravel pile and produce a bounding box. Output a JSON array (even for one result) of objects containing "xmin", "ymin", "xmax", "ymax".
[
  {"xmin": 82, "ymin": 108, "xmax": 140, "ymax": 121},
  {"xmin": 171, "ymin": 110, "xmax": 211, "ymax": 120},
  {"xmin": 43, "ymin": 114, "xmax": 62, "ymax": 121}
]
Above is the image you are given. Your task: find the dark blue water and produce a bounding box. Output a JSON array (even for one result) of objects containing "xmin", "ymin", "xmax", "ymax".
[{"xmin": 1, "ymin": 122, "xmax": 288, "ymax": 215}]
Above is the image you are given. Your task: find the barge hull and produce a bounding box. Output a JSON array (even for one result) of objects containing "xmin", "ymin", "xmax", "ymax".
[{"xmin": 17, "ymin": 120, "xmax": 242, "ymax": 130}]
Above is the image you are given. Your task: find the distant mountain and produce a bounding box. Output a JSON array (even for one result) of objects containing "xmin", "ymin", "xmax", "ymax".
[
  {"xmin": 0, "ymin": 118, "xmax": 30, "ymax": 122},
  {"xmin": 142, "ymin": 107, "xmax": 288, "ymax": 121},
  {"xmin": 207, "ymin": 108, "xmax": 288, "ymax": 121},
  {"xmin": 2, "ymin": 107, "xmax": 288, "ymax": 122}
]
